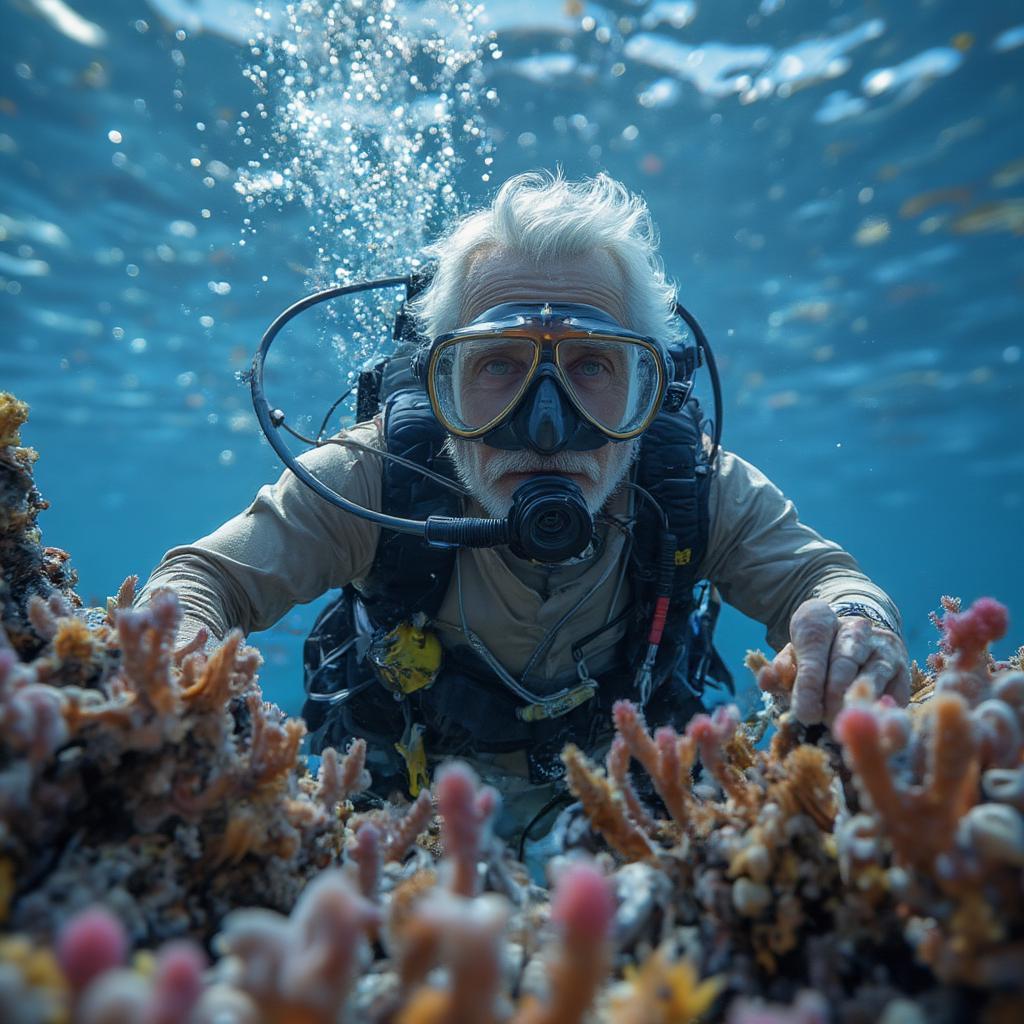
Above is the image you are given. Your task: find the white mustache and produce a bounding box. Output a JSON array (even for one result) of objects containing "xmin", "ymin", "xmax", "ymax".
[{"xmin": 481, "ymin": 449, "xmax": 601, "ymax": 485}]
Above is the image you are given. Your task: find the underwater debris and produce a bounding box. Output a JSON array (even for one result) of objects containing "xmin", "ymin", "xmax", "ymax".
[{"xmin": 1, "ymin": 391, "xmax": 1023, "ymax": 1021}]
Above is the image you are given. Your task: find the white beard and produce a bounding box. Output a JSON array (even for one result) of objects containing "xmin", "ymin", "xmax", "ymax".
[{"xmin": 445, "ymin": 436, "xmax": 639, "ymax": 518}]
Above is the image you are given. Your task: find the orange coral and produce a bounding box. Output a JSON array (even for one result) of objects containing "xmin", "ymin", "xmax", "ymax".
[
  {"xmin": 767, "ymin": 746, "xmax": 837, "ymax": 832},
  {"xmin": 246, "ymin": 693, "xmax": 306, "ymax": 790},
  {"xmin": 179, "ymin": 630, "xmax": 256, "ymax": 712},
  {"xmin": 172, "ymin": 628, "xmax": 209, "ymax": 664},
  {"xmin": 606, "ymin": 736, "xmax": 657, "ymax": 833},
  {"xmin": 562, "ymin": 744, "xmax": 656, "ymax": 861},
  {"xmin": 751, "ymin": 644, "xmax": 797, "ymax": 704},
  {"xmin": 395, "ymin": 891, "xmax": 507, "ymax": 1024},
  {"xmin": 384, "ymin": 790, "xmax": 435, "ymax": 863},
  {"xmin": 209, "ymin": 808, "xmax": 263, "ymax": 868},
  {"xmin": 688, "ymin": 707, "xmax": 758, "ymax": 811},
  {"xmin": 836, "ymin": 692, "xmax": 978, "ymax": 868},
  {"xmin": 388, "ymin": 868, "xmax": 439, "ymax": 942},
  {"xmin": 171, "ymin": 772, "xmax": 234, "ymax": 817},
  {"xmin": 53, "ymin": 617, "xmax": 97, "ymax": 664},
  {"xmin": 104, "ymin": 575, "xmax": 138, "ymax": 626},
  {"xmin": 115, "ymin": 592, "xmax": 181, "ymax": 718},
  {"xmin": 613, "ymin": 701, "xmax": 698, "ymax": 832},
  {"xmin": 60, "ymin": 688, "xmax": 134, "ymax": 735}
]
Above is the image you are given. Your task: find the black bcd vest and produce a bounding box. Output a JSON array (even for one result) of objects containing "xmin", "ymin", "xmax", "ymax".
[{"xmin": 301, "ymin": 374, "xmax": 733, "ymax": 790}]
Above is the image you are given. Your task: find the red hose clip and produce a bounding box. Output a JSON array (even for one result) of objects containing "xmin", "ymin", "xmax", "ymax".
[{"xmin": 648, "ymin": 595, "xmax": 670, "ymax": 647}]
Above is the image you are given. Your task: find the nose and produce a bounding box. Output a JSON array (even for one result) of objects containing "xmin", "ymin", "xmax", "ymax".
[{"xmin": 516, "ymin": 376, "xmax": 574, "ymax": 455}]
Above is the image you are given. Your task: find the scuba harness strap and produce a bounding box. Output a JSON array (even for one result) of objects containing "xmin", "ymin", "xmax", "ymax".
[
  {"xmin": 302, "ymin": 279, "xmax": 733, "ymax": 795},
  {"xmin": 358, "ymin": 384, "xmax": 459, "ymax": 626}
]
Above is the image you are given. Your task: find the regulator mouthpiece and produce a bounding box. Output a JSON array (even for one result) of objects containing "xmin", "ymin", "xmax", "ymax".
[{"xmin": 506, "ymin": 475, "xmax": 594, "ymax": 563}]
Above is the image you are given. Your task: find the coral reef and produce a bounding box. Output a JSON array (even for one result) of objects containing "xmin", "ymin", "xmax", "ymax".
[
  {"xmin": 0, "ymin": 394, "xmax": 79, "ymax": 659},
  {"xmin": 1, "ymin": 391, "xmax": 1023, "ymax": 1023}
]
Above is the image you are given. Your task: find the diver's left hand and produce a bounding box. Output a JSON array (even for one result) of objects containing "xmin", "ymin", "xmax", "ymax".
[{"xmin": 765, "ymin": 598, "xmax": 911, "ymax": 727}]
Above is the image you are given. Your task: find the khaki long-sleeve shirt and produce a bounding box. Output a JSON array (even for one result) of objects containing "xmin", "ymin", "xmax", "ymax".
[{"xmin": 139, "ymin": 419, "xmax": 900, "ymax": 683}]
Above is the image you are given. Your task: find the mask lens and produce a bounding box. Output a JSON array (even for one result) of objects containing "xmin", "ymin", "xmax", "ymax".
[
  {"xmin": 556, "ymin": 338, "xmax": 662, "ymax": 436},
  {"xmin": 431, "ymin": 336, "xmax": 538, "ymax": 435}
]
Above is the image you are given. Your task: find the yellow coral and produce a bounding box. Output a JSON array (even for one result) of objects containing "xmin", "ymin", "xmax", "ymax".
[
  {"xmin": 0, "ymin": 392, "xmax": 30, "ymax": 448},
  {"xmin": 0, "ymin": 935, "xmax": 69, "ymax": 1023},
  {"xmin": 53, "ymin": 617, "xmax": 97, "ymax": 663},
  {"xmin": 611, "ymin": 947, "xmax": 723, "ymax": 1024}
]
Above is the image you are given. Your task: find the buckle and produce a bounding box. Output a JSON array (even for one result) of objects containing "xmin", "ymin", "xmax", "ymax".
[{"xmin": 394, "ymin": 704, "xmax": 430, "ymax": 797}]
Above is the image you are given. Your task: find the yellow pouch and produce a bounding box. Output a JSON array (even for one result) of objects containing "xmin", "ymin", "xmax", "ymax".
[{"xmin": 369, "ymin": 620, "xmax": 442, "ymax": 695}]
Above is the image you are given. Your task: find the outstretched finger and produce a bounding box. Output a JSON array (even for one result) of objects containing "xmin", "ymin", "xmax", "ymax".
[
  {"xmin": 824, "ymin": 617, "xmax": 873, "ymax": 723},
  {"xmin": 790, "ymin": 600, "xmax": 839, "ymax": 725},
  {"xmin": 852, "ymin": 648, "xmax": 899, "ymax": 699}
]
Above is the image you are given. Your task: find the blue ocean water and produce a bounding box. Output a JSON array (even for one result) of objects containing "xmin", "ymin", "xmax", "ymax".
[{"xmin": 2, "ymin": 0, "xmax": 1022, "ymax": 714}]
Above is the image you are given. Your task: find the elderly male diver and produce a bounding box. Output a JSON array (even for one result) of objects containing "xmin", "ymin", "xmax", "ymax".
[{"xmin": 139, "ymin": 172, "xmax": 909, "ymax": 840}]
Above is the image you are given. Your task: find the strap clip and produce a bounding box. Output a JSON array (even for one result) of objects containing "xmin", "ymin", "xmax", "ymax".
[{"xmin": 394, "ymin": 704, "xmax": 430, "ymax": 797}]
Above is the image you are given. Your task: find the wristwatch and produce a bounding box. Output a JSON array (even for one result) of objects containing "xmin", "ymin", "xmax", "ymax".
[{"xmin": 831, "ymin": 601, "xmax": 897, "ymax": 633}]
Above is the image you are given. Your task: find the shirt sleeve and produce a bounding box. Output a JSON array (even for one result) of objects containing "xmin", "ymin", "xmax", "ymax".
[
  {"xmin": 697, "ymin": 450, "xmax": 902, "ymax": 651},
  {"xmin": 136, "ymin": 420, "xmax": 384, "ymax": 642}
]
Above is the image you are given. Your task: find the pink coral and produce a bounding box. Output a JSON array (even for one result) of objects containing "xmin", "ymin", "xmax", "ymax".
[
  {"xmin": 550, "ymin": 860, "xmax": 615, "ymax": 942},
  {"xmin": 317, "ymin": 739, "xmax": 371, "ymax": 812},
  {"xmin": 514, "ymin": 861, "xmax": 615, "ymax": 1024},
  {"xmin": 395, "ymin": 891, "xmax": 508, "ymax": 1024},
  {"xmin": 216, "ymin": 869, "xmax": 379, "ymax": 1022},
  {"xmin": 55, "ymin": 906, "xmax": 127, "ymax": 994},
  {"xmin": 834, "ymin": 697, "xmax": 975, "ymax": 869},
  {"xmin": 942, "ymin": 597, "xmax": 1009, "ymax": 668},
  {"xmin": 72, "ymin": 939, "xmax": 206, "ymax": 1024},
  {"xmin": 612, "ymin": 699, "xmax": 697, "ymax": 830},
  {"xmin": 687, "ymin": 705, "xmax": 751, "ymax": 805},
  {"xmin": 350, "ymin": 821, "xmax": 383, "ymax": 900},
  {"xmin": 436, "ymin": 762, "xmax": 498, "ymax": 897},
  {"xmin": 383, "ymin": 789, "xmax": 435, "ymax": 863},
  {"xmin": 148, "ymin": 941, "xmax": 207, "ymax": 1024}
]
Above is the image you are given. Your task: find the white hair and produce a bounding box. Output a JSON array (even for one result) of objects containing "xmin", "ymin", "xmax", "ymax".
[{"xmin": 411, "ymin": 171, "xmax": 681, "ymax": 342}]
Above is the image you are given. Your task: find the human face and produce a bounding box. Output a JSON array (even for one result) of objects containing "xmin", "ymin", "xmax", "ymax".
[{"xmin": 447, "ymin": 249, "xmax": 639, "ymax": 518}]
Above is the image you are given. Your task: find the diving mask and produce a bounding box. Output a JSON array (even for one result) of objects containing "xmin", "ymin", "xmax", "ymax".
[
  {"xmin": 421, "ymin": 302, "xmax": 672, "ymax": 454},
  {"xmin": 249, "ymin": 273, "xmax": 720, "ymax": 563}
]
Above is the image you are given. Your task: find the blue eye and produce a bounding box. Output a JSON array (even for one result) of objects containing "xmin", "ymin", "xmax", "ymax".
[{"xmin": 484, "ymin": 359, "xmax": 512, "ymax": 375}]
